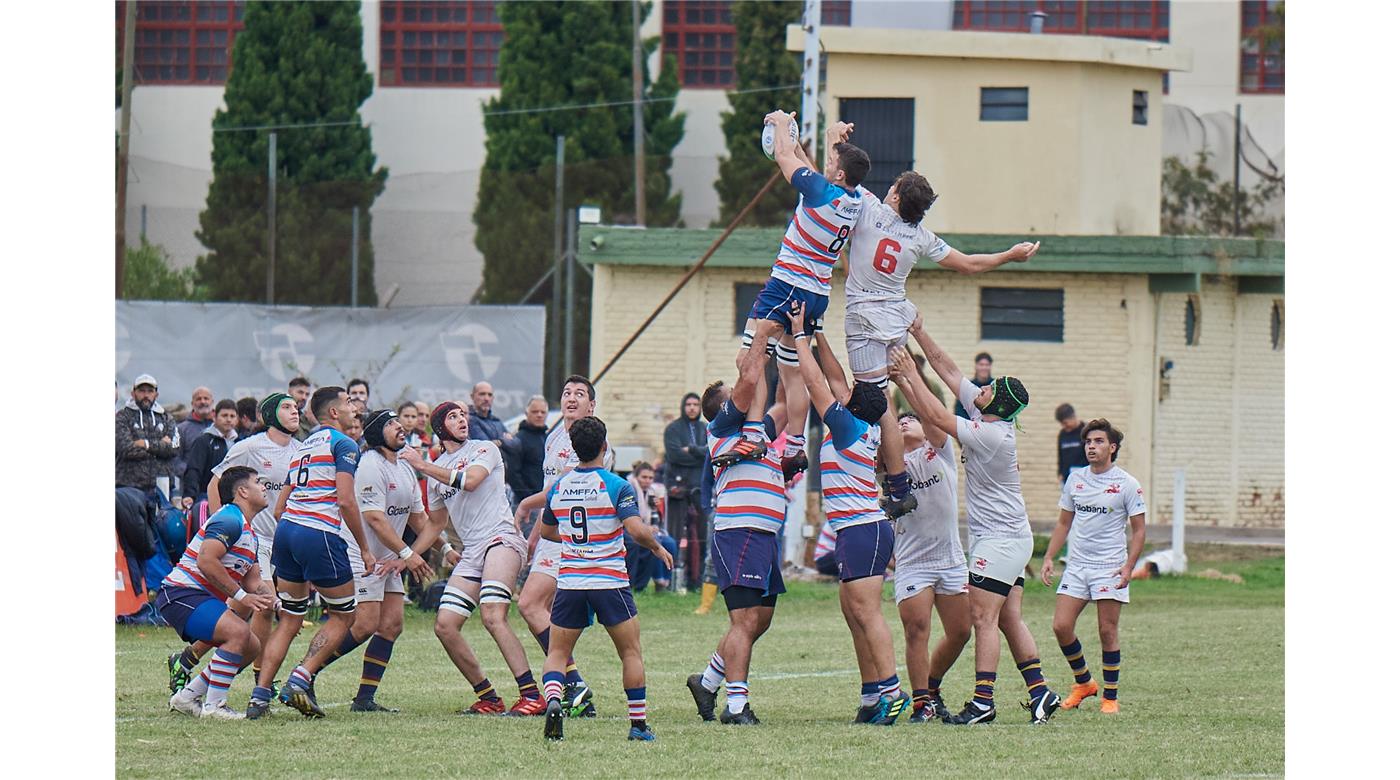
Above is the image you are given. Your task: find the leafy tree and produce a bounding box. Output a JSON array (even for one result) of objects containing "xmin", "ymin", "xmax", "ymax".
[
  {"xmin": 474, "ymin": 1, "xmax": 686, "ymax": 375},
  {"xmin": 123, "ymin": 240, "xmax": 207, "ymax": 301},
  {"xmin": 195, "ymin": 1, "xmax": 386, "ymax": 305},
  {"xmin": 713, "ymin": 0, "xmax": 803, "ymax": 227},
  {"xmin": 1161, "ymin": 150, "xmax": 1282, "ymax": 238}
]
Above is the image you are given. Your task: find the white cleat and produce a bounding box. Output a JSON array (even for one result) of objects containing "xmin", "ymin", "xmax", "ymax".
[
  {"xmin": 200, "ymin": 703, "xmax": 246, "ymax": 720},
  {"xmin": 169, "ymin": 692, "xmax": 202, "ymax": 717}
]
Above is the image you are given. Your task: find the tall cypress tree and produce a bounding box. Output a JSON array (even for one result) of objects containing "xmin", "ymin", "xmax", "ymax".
[
  {"xmin": 713, "ymin": 1, "xmax": 802, "ymax": 227},
  {"xmin": 474, "ymin": 1, "xmax": 685, "ymax": 375},
  {"xmin": 195, "ymin": 1, "xmax": 386, "ymax": 305}
]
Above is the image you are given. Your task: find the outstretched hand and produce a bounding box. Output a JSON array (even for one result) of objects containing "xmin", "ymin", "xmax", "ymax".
[
  {"xmin": 1007, "ymin": 241, "xmax": 1041, "ymax": 262},
  {"xmin": 785, "ymin": 301, "xmax": 809, "ymax": 336},
  {"xmin": 888, "ymin": 346, "xmax": 916, "ymax": 383},
  {"xmin": 764, "ymin": 109, "xmax": 796, "ymax": 128}
]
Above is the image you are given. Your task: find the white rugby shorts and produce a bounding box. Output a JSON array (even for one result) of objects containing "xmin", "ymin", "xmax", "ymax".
[
  {"xmin": 844, "ymin": 299, "xmax": 918, "ymax": 376},
  {"xmin": 454, "ymin": 532, "xmax": 530, "ymax": 581},
  {"xmin": 256, "ymin": 531, "xmax": 275, "ymax": 580},
  {"xmin": 894, "ymin": 563, "xmax": 970, "ymax": 603},
  {"xmin": 966, "ymin": 534, "xmax": 1034, "ymax": 589},
  {"xmin": 354, "ymin": 567, "xmax": 406, "ymax": 603},
  {"xmin": 1057, "ymin": 564, "xmax": 1130, "ymax": 603}
]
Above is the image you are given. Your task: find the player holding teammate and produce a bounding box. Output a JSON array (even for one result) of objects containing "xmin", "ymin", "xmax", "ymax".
[
  {"xmin": 246, "ymin": 386, "xmax": 375, "ymax": 719},
  {"xmin": 686, "ymin": 367, "xmax": 788, "ymax": 725},
  {"xmin": 842, "ymin": 170, "xmax": 1039, "ymax": 519},
  {"xmin": 160, "ymin": 467, "xmax": 278, "ymax": 719},
  {"xmin": 785, "ymin": 303, "xmax": 909, "ymax": 724},
  {"xmin": 406, "ymin": 401, "xmax": 544, "ymax": 716},
  {"xmin": 539, "ymin": 416, "xmax": 672, "ymax": 742},
  {"xmin": 903, "ymin": 319, "xmax": 1061, "ymax": 725},
  {"xmin": 1040, "ymin": 419, "xmax": 1146, "ymax": 714},
  {"xmin": 736, "ymin": 111, "xmax": 870, "ymax": 481},
  {"xmin": 886, "ymin": 347, "xmax": 972, "ymax": 723}
]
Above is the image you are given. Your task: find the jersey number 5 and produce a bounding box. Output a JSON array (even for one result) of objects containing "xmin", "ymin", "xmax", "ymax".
[
  {"xmin": 568, "ymin": 506, "xmax": 589, "ymax": 545},
  {"xmin": 294, "ymin": 455, "xmax": 312, "ymax": 487},
  {"xmin": 873, "ymin": 238, "xmax": 901, "ymax": 274}
]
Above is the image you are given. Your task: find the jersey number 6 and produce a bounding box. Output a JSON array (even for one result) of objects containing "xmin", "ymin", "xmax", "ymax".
[
  {"xmin": 294, "ymin": 455, "xmax": 312, "ymax": 487},
  {"xmin": 873, "ymin": 238, "xmax": 901, "ymax": 274},
  {"xmin": 568, "ymin": 506, "xmax": 589, "ymax": 544}
]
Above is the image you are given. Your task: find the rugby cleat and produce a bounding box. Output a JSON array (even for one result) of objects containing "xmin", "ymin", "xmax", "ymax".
[
  {"xmin": 1062, "ymin": 680, "xmax": 1099, "ymax": 709},
  {"xmin": 879, "ymin": 492, "xmax": 918, "ymax": 520},
  {"xmin": 506, "ymin": 696, "xmax": 547, "ymax": 716},
  {"xmin": 544, "ymin": 699, "xmax": 564, "ymax": 741},
  {"xmin": 908, "ymin": 701, "xmax": 937, "ymax": 723},
  {"xmin": 168, "ymin": 691, "xmax": 201, "ymax": 718},
  {"xmin": 945, "ymin": 700, "xmax": 996, "ymax": 725},
  {"xmin": 575, "ymin": 700, "xmax": 597, "ymax": 718},
  {"xmin": 875, "ymin": 692, "xmax": 910, "ymax": 725},
  {"xmin": 627, "ymin": 724, "xmax": 657, "ymax": 741},
  {"xmin": 1100, "ymin": 698, "xmax": 1120, "ymax": 714},
  {"xmin": 929, "ymin": 692, "xmax": 952, "ymax": 722},
  {"xmin": 244, "ymin": 698, "xmax": 272, "ymax": 720},
  {"xmin": 686, "ymin": 674, "xmax": 718, "ymax": 722},
  {"xmin": 278, "ymin": 680, "xmax": 325, "ymax": 718},
  {"xmin": 167, "ymin": 652, "xmax": 192, "ymax": 694},
  {"xmin": 350, "ymin": 698, "xmax": 400, "ymax": 713},
  {"xmin": 711, "ymin": 437, "xmax": 768, "ymax": 470},
  {"xmin": 853, "ymin": 699, "xmax": 888, "ymax": 725},
  {"xmin": 781, "ymin": 450, "xmax": 809, "ymax": 482},
  {"xmin": 459, "ymin": 698, "xmax": 506, "ymax": 715},
  {"xmin": 563, "ymin": 682, "xmax": 595, "ymax": 718},
  {"xmin": 719, "ymin": 704, "xmax": 760, "ymax": 725},
  {"xmin": 200, "ymin": 703, "xmax": 245, "ymax": 720},
  {"xmin": 1024, "ymin": 689, "xmax": 1062, "ymax": 724}
]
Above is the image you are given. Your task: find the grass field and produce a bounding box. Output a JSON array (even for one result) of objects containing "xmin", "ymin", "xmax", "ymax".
[{"xmin": 115, "ymin": 545, "xmax": 1283, "ymax": 778}]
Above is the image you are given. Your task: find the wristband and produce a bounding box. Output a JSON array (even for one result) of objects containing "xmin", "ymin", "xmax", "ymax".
[
  {"xmin": 794, "ymin": 332, "xmax": 809, "ymax": 340},
  {"xmin": 398, "ymin": 546, "xmax": 414, "ymax": 561},
  {"xmin": 233, "ymin": 588, "xmax": 248, "ymax": 602},
  {"xmin": 440, "ymin": 541, "xmax": 454, "ymax": 554}
]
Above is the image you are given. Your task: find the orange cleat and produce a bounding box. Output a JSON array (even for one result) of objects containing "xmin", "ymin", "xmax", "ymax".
[
  {"xmin": 460, "ymin": 698, "xmax": 506, "ymax": 715},
  {"xmin": 1062, "ymin": 680, "xmax": 1099, "ymax": 709},
  {"xmin": 506, "ymin": 696, "xmax": 548, "ymax": 716},
  {"xmin": 1100, "ymin": 698, "xmax": 1119, "ymax": 714}
]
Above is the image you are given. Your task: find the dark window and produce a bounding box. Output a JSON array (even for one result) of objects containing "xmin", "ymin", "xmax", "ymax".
[
  {"xmin": 379, "ymin": 1, "xmax": 502, "ymax": 87},
  {"xmin": 980, "ymin": 288, "xmax": 1063, "ymax": 342},
  {"xmin": 1270, "ymin": 300, "xmax": 1283, "ymax": 351},
  {"xmin": 980, "ymin": 87, "xmax": 1028, "ymax": 121},
  {"xmin": 821, "ymin": 1, "xmax": 853, "ymax": 26},
  {"xmin": 1240, "ymin": 1, "xmax": 1283, "ymax": 94},
  {"xmin": 735, "ymin": 283, "xmax": 763, "ymax": 336},
  {"xmin": 836, "ymin": 98, "xmax": 914, "ymax": 196},
  {"xmin": 1184, "ymin": 295, "xmax": 1200, "ymax": 345},
  {"xmin": 1132, "ymin": 89, "xmax": 1148, "ymax": 125},
  {"xmin": 954, "ymin": 1, "xmax": 1170, "ymax": 42},
  {"xmin": 116, "ymin": 1, "xmax": 244, "ymax": 85}
]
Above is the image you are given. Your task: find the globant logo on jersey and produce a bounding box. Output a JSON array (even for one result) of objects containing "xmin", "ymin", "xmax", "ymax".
[
  {"xmin": 1075, "ymin": 503, "xmax": 1113, "ymax": 515},
  {"xmin": 386, "ymin": 505, "xmax": 411, "ymax": 517},
  {"xmin": 911, "ymin": 474, "xmax": 941, "ymax": 491}
]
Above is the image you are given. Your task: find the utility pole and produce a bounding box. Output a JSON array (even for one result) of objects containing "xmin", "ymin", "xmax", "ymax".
[
  {"xmin": 552, "ymin": 135, "xmax": 566, "ymax": 390},
  {"xmin": 266, "ymin": 131, "xmax": 277, "ymax": 304},
  {"xmin": 350, "ymin": 206, "xmax": 360, "ymax": 307},
  {"xmin": 631, "ymin": 0, "xmax": 646, "ymax": 225},
  {"xmin": 115, "ymin": 0, "xmax": 137, "ymax": 298},
  {"xmin": 1233, "ymin": 103, "xmax": 1242, "ymax": 236},
  {"xmin": 799, "ymin": 0, "xmax": 822, "ymax": 151},
  {"xmin": 563, "ymin": 209, "xmax": 578, "ymax": 375}
]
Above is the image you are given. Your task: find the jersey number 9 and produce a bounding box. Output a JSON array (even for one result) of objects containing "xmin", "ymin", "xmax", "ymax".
[
  {"xmin": 568, "ymin": 506, "xmax": 589, "ymax": 545},
  {"xmin": 873, "ymin": 238, "xmax": 901, "ymax": 274}
]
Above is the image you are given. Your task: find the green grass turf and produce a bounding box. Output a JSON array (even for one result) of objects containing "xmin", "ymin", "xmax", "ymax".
[{"xmin": 116, "ymin": 554, "xmax": 1283, "ymax": 778}]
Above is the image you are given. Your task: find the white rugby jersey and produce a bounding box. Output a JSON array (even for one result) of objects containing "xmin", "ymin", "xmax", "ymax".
[
  {"xmin": 845, "ymin": 188, "xmax": 951, "ymax": 305},
  {"xmin": 346, "ymin": 449, "xmax": 424, "ymax": 562},
  {"xmin": 162, "ymin": 505, "xmax": 258, "ymax": 594},
  {"xmin": 709, "ymin": 417, "xmax": 786, "ymax": 535},
  {"xmin": 819, "ymin": 404, "xmax": 884, "ymax": 532},
  {"xmin": 212, "ymin": 432, "xmax": 299, "ymax": 539},
  {"xmin": 894, "ymin": 437, "xmax": 964, "ymax": 571},
  {"xmin": 954, "ymin": 378, "xmax": 1031, "ymax": 540},
  {"xmin": 428, "ymin": 441, "xmax": 516, "ymax": 553},
  {"xmin": 1059, "ymin": 465, "xmax": 1147, "ymax": 568},
  {"xmin": 770, "ymin": 168, "xmax": 865, "ymax": 295},
  {"xmin": 545, "ymin": 467, "xmax": 640, "ymax": 590}
]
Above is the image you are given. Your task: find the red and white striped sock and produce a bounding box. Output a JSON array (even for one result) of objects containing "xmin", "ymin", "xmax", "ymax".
[{"xmin": 625, "ymin": 686, "xmax": 647, "ymax": 726}]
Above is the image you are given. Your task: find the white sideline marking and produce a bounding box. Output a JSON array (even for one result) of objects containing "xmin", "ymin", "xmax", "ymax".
[{"xmin": 751, "ymin": 670, "xmax": 848, "ymax": 681}]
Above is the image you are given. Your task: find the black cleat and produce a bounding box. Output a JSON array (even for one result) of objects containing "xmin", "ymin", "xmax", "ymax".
[
  {"xmin": 930, "ymin": 692, "xmax": 952, "ymax": 722},
  {"xmin": 853, "ymin": 699, "xmax": 886, "ymax": 725},
  {"xmin": 712, "ymin": 437, "xmax": 768, "ymax": 470},
  {"xmin": 1024, "ymin": 689, "xmax": 1062, "ymax": 724},
  {"xmin": 719, "ymin": 704, "xmax": 761, "ymax": 725},
  {"xmin": 686, "ymin": 674, "xmax": 717, "ymax": 722},
  {"xmin": 350, "ymin": 698, "xmax": 399, "ymax": 713},
  {"xmin": 167, "ymin": 652, "xmax": 191, "ymax": 695},
  {"xmin": 879, "ymin": 492, "xmax": 918, "ymax": 520},
  {"xmin": 908, "ymin": 701, "xmax": 937, "ymax": 723},
  {"xmin": 945, "ymin": 700, "xmax": 996, "ymax": 725},
  {"xmin": 245, "ymin": 699, "xmax": 271, "ymax": 721},
  {"xmin": 781, "ymin": 450, "xmax": 809, "ymax": 482},
  {"xmin": 278, "ymin": 681, "xmax": 325, "ymax": 718},
  {"xmin": 563, "ymin": 682, "xmax": 594, "ymax": 718},
  {"xmin": 544, "ymin": 699, "xmax": 564, "ymax": 741}
]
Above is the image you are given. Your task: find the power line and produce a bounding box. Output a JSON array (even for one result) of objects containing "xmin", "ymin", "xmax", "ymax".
[
  {"xmin": 212, "ymin": 120, "xmax": 366, "ymax": 133},
  {"xmin": 481, "ymin": 83, "xmax": 801, "ymax": 117}
]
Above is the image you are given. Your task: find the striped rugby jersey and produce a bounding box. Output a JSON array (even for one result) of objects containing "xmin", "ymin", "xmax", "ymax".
[
  {"xmin": 819, "ymin": 403, "xmax": 884, "ymax": 532},
  {"xmin": 162, "ymin": 504, "xmax": 258, "ymax": 595},
  {"xmin": 770, "ymin": 167, "xmax": 864, "ymax": 295},
  {"xmin": 281, "ymin": 426, "xmax": 360, "ymax": 533},
  {"xmin": 708, "ymin": 406, "xmax": 786, "ymax": 535},
  {"xmin": 544, "ymin": 466, "xmax": 640, "ymax": 590}
]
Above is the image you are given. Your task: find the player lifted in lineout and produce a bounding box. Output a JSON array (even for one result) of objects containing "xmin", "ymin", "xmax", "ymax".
[
  {"xmin": 902, "ymin": 319, "xmax": 1062, "ymax": 725},
  {"xmin": 842, "ymin": 169, "xmax": 1039, "ymax": 519},
  {"xmin": 734, "ymin": 110, "xmax": 870, "ymax": 483},
  {"xmin": 539, "ymin": 416, "xmax": 673, "ymax": 743},
  {"xmin": 1040, "ymin": 419, "xmax": 1147, "ymax": 714}
]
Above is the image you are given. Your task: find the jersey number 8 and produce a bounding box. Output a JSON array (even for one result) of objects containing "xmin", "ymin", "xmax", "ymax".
[
  {"xmin": 568, "ymin": 506, "xmax": 589, "ymax": 545},
  {"xmin": 827, "ymin": 225, "xmax": 851, "ymax": 254},
  {"xmin": 873, "ymin": 238, "xmax": 901, "ymax": 274}
]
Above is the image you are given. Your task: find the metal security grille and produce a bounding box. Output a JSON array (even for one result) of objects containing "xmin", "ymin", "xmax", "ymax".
[
  {"xmin": 836, "ymin": 98, "xmax": 914, "ymax": 198},
  {"xmin": 980, "ymin": 287, "xmax": 1064, "ymax": 342}
]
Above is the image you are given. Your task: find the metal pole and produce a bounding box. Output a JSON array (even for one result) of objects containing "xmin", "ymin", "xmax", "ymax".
[
  {"xmin": 564, "ymin": 210, "xmax": 578, "ymax": 375},
  {"xmin": 116, "ymin": 0, "xmax": 137, "ymax": 298},
  {"xmin": 350, "ymin": 206, "xmax": 360, "ymax": 307},
  {"xmin": 799, "ymin": 0, "xmax": 822, "ymax": 150},
  {"xmin": 552, "ymin": 134, "xmax": 566, "ymax": 391},
  {"xmin": 266, "ymin": 131, "xmax": 277, "ymax": 304},
  {"xmin": 1233, "ymin": 103, "xmax": 1242, "ymax": 236},
  {"xmin": 1172, "ymin": 468, "xmax": 1186, "ymax": 568},
  {"xmin": 631, "ymin": 0, "xmax": 646, "ymax": 225},
  {"xmin": 140, "ymin": 204, "xmax": 147, "ymax": 242}
]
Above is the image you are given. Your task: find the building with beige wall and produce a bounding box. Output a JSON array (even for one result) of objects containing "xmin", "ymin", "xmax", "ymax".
[{"xmin": 580, "ymin": 227, "xmax": 1283, "ymax": 531}]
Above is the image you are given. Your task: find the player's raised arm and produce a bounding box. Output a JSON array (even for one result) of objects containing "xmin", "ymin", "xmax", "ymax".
[
  {"xmin": 812, "ymin": 332, "xmax": 851, "ymax": 403},
  {"xmin": 908, "ymin": 314, "xmax": 964, "ymax": 394},
  {"xmin": 765, "ymin": 110, "xmax": 806, "ymax": 183},
  {"xmin": 939, "ymin": 240, "xmax": 1041, "ymax": 275},
  {"xmin": 785, "ymin": 304, "xmax": 838, "ymax": 416},
  {"xmin": 889, "ymin": 347, "xmax": 953, "ymax": 445}
]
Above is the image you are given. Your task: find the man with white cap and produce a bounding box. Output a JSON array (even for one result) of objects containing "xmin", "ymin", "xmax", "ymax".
[{"xmin": 116, "ymin": 373, "xmax": 182, "ymax": 504}]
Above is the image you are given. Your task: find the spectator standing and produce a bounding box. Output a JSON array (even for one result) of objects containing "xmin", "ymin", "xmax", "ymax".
[
  {"xmin": 174, "ymin": 386, "xmax": 214, "ymax": 479},
  {"xmin": 397, "ymin": 401, "xmax": 426, "ymax": 454},
  {"xmin": 625, "ymin": 462, "xmax": 679, "ymax": 592},
  {"xmin": 115, "ymin": 374, "xmax": 181, "ymax": 502},
  {"xmin": 507, "ymin": 395, "xmax": 549, "ymax": 501},
  {"xmin": 953, "ymin": 352, "xmax": 994, "ymax": 419},
  {"xmin": 234, "ymin": 396, "xmax": 259, "ymax": 440},
  {"xmin": 467, "ymin": 382, "xmax": 513, "ymax": 448},
  {"xmin": 180, "ymin": 399, "xmax": 239, "ymax": 508},
  {"xmin": 347, "ymin": 378, "xmax": 370, "ymax": 415},
  {"xmin": 1055, "ymin": 403, "xmax": 1090, "ymax": 484},
  {"xmin": 288, "ymin": 377, "xmax": 315, "ymax": 441},
  {"xmin": 663, "ymin": 392, "xmax": 708, "ymax": 589}
]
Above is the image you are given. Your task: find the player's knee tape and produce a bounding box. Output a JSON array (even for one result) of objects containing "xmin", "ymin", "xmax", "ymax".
[
  {"xmin": 322, "ymin": 593, "xmax": 357, "ymax": 613},
  {"xmin": 813, "ymin": 318, "xmax": 824, "ymax": 333},
  {"xmin": 775, "ymin": 343, "xmax": 800, "ymax": 367},
  {"xmin": 480, "ymin": 580, "xmax": 513, "ymax": 605},
  {"xmin": 439, "ymin": 585, "xmax": 478, "ymax": 618},
  {"xmin": 278, "ymin": 592, "xmax": 312, "ymax": 616},
  {"xmin": 872, "ymin": 374, "xmax": 889, "ymax": 390},
  {"xmin": 741, "ymin": 330, "xmax": 779, "ymax": 357}
]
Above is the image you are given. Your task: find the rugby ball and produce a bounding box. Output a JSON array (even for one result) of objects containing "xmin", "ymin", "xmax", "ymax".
[{"xmin": 761, "ymin": 118, "xmax": 801, "ymax": 160}]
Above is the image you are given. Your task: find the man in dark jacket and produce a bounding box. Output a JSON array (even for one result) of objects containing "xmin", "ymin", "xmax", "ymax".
[
  {"xmin": 507, "ymin": 395, "xmax": 549, "ymax": 500},
  {"xmin": 181, "ymin": 399, "xmax": 239, "ymax": 507},
  {"xmin": 116, "ymin": 374, "xmax": 181, "ymax": 502},
  {"xmin": 173, "ymin": 386, "xmax": 214, "ymax": 479},
  {"xmin": 1055, "ymin": 403, "xmax": 1090, "ymax": 484},
  {"xmin": 663, "ymin": 392, "xmax": 708, "ymax": 588}
]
